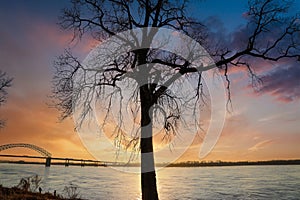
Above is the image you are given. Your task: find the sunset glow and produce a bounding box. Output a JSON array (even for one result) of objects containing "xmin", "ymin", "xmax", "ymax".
[{"xmin": 0, "ymin": 0, "xmax": 299, "ymax": 163}]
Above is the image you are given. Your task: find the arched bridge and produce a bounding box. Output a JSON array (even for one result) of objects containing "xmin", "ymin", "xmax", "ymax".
[
  {"xmin": 0, "ymin": 143, "xmax": 111, "ymax": 167},
  {"xmin": 0, "ymin": 143, "xmax": 52, "ymax": 157}
]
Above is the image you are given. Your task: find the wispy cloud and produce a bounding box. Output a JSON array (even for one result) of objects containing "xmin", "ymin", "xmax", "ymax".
[
  {"xmin": 258, "ymin": 110, "xmax": 299, "ymax": 123},
  {"xmin": 248, "ymin": 139, "xmax": 274, "ymax": 152}
]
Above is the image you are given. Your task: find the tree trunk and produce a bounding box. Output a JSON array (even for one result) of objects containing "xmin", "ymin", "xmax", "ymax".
[{"xmin": 140, "ymin": 85, "xmax": 159, "ymax": 200}]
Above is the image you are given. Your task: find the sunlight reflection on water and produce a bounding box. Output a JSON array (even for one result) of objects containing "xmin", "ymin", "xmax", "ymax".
[{"xmin": 1, "ymin": 164, "xmax": 300, "ymax": 199}]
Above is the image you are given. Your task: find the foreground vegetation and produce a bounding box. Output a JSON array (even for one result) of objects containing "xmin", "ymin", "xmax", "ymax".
[
  {"xmin": 0, "ymin": 186, "xmax": 83, "ymax": 200},
  {"xmin": 0, "ymin": 175, "xmax": 82, "ymax": 200},
  {"xmin": 0, "ymin": 185, "xmax": 63, "ymax": 200}
]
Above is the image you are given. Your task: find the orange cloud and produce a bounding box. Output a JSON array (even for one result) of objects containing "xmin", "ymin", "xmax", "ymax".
[{"xmin": 0, "ymin": 90, "xmax": 93, "ymax": 159}]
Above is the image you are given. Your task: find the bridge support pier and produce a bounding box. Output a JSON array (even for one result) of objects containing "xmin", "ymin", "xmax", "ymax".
[
  {"xmin": 45, "ymin": 157, "xmax": 51, "ymax": 167},
  {"xmin": 65, "ymin": 159, "xmax": 69, "ymax": 167}
]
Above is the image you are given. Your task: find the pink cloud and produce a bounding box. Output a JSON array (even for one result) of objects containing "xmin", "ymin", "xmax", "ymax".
[{"xmin": 28, "ymin": 20, "xmax": 99, "ymax": 56}]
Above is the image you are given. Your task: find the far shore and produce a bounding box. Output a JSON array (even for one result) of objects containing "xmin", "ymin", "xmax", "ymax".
[
  {"xmin": 166, "ymin": 159, "xmax": 300, "ymax": 167},
  {"xmin": 0, "ymin": 159, "xmax": 300, "ymax": 167}
]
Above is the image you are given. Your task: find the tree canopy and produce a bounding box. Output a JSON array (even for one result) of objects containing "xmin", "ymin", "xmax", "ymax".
[{"xmin": 53, "ymin": 1, "xmax": 300, "ymax": 199}]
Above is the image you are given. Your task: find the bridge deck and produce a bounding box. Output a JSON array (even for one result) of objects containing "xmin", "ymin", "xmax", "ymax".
[{"xmin": 0, "ymin": 154, "xmax": 123, "ymax": 166}]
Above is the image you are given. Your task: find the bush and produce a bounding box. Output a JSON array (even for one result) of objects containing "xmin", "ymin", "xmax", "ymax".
[
  {"xmin": 16, "ymin": 174, "xmax": 42, "ymax": 192},
  {"xmin": 63, "ymin": 184, "xmax": 81, "ymax": 199}
]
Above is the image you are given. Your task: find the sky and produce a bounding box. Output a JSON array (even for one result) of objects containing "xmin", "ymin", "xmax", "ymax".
[{"xmin": 0, "ymin": 0, "xmax": 299, "ymax": 162}]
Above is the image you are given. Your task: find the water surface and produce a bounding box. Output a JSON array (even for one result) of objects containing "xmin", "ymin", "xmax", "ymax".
[{"xmin": 1, "ymin": 164, "xmax": 299, "ymax": 199}]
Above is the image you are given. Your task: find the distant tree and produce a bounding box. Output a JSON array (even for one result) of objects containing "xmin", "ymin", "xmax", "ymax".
[
  {"xmin": 0, "ymin": 70, "xmax": 12, "ymax": 128},
  {"xmin": 53, "ymin": 0, "xmax": 300, "ymax": 199}
]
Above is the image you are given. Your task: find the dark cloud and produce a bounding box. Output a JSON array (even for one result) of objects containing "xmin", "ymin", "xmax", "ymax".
[
  {"xmin": 202, "ymin": 18, "xmax": 300, "ymax": 103},
  {"xmin": 201, "ymin": 7, "xmax": 300, "ymax": 103},
  {"xmin": 258, "ymin": 61, "xmax": 300, "ymax": 102}
]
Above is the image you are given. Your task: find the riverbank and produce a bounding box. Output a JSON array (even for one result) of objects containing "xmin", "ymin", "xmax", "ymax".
[
  {"xmin": 1, "ymin": 159, "xmax": 300, "ymax": 167},
  {"xmin": 0, "ymin": 185, "xmax": 82, "ymax": 200}
]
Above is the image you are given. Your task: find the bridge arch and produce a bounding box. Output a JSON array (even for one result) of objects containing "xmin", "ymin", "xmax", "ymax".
[{"xmin": 0, "ymin": 143, "xmax": 52, "ymax": 157}]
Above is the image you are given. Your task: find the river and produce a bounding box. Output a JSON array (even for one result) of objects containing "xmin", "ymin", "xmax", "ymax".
[{"xmin": 0, "ymin": 164, "xmax": 299, "ymax": 199}]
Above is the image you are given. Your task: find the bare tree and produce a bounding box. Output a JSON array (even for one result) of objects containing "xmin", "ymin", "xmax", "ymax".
[
  {"xmin": 52, "ymin": 0, "xmax": 300, "ymax": 199},
  {"xmin": 0, "ymin": 70, "xmax": 13, "ymax": 128}
]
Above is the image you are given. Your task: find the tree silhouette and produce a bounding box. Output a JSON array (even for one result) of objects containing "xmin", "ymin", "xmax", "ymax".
[
  {"xmin": 52, "ymin": 0, "xmax": 300, "ymax": 199},
  {"xmin": 0, "ymin": 70, "xmax": 12, "ymax": 128}
]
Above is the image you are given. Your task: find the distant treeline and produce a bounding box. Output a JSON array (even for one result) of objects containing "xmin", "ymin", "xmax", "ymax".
[{"xmin": 166, "ymin": 160, "xmax": 300, "ymax": 167}]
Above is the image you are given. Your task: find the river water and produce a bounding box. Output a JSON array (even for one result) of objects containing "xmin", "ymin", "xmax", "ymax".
[{"xmin": 0, "ymin": 164, "xmax": 299, "ymax": 199}]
